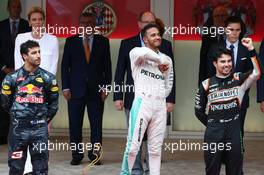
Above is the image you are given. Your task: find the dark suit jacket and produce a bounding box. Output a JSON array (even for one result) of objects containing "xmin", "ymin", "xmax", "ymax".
[
  {"xmin": 207, "ymin": 40, "xmax": 253, "ymax": 109},
  {"xmin": 0, "ymin": 18, "xmax": 30, "ymax": 81},
  {"xmin": 113, "ymin": 34, "xmax": 176, "ymax": 110},
  {"xmin": 199, "ymin": 34, "xmax": 224, "ymax": 85},
  {"xmin": 257, "ymin": 39, "xmax": 264, "ymax": 102},
  {"xmin": 61, "ymin": 34, "xmax": 112, "ymax": 99}
]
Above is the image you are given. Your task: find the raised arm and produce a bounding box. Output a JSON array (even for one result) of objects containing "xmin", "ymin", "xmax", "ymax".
[
  {"xmin": 129, "ymin": 47, "xmax": 161, "ymax": 69},
  {"xmin": 240, "ymin": 38, "xmax": 262, "ymax": 91}
]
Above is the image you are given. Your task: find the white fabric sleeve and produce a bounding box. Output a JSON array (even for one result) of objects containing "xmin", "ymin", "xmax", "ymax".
[
  {"xmin": 14, "ymin": 35, "xmax": 24, "ymax": 70},
  {"xmin": 143, "ymin": 47, "xmax": 161, "ymax": 64},
  {"xmin": 50, "ymin": 37, "xmax": 59, "ymax": 75},
  {"xmin": 129, "ymin": 47, "xmax": 160, "ymax": 69},
  {"xmin": 164, "ymin": 56, "xmax": 174, "ymax": 97}
]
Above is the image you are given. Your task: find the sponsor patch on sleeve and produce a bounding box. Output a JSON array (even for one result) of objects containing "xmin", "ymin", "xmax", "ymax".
[
  {"xmin": 11, "ymin": 151, "xmax": 23, "ymax": 159},
  {"xmin": 2, "ymin": 89, "xmax": 11, "ymax": 95},
  {"xmin": 50, "ymin": 86, "xmax": 59, "ymax": 92},
  {"xmin": 2, "ymin": 85, "xmax": 10, "ymax": 90},
  {"xmin": 52, "ymin": 80, "xmax": 57, "ymax": 86}
]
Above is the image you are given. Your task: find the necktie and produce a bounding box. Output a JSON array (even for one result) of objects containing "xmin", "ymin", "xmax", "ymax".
[
  {"xmin": 83, "ymin": 37, "xmax": 90, "ymax": 63},
  {"xmin": 229, "ymin": 44, "xmax": 235, "ymax": 66},
  {"xmin": 11, "ymin": 21, "xmax": 17, "ymax": 43}
]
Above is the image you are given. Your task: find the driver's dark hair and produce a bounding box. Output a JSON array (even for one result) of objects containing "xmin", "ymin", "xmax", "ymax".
[
  {"xmin": 141, "ymin": 23, "xmax": 160, "ymax": 37},
  {"xmin": 212, "ymin": 46, "xmax": 232, "ymax": 62},
  {"xmin": 20, "ymin": 40, "xmax": 40, "ymax": 60}
]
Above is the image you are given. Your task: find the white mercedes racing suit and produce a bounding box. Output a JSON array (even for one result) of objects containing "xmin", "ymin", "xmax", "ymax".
[{"xmin": 120, "ymin": 47, "xmax": 173, "ymax": 175}]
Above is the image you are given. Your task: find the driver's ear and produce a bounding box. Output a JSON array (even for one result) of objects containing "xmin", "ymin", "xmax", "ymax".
[
  {"xmin": 213, "ymin": 60, "xmax": 217, "ymax": 68},
  {"xmin": 143, "ymin": 35, "xmax": 147, "ymax": 45},
  {"xmin": 21, "ymin": 53, "xmax": 27, "ymax": 61}
]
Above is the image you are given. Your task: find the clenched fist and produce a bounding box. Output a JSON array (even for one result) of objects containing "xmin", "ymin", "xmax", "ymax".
[{"xmin": 241, "ymin": 38, "xmax": 254, "ymax": 51}]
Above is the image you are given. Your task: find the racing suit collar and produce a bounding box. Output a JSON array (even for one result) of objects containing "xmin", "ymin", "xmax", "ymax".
[
  {"xmin": 22, "ymin": 66, "xmax": 41, "ymax": 76},
  {"xmin": 215, "ymin": 73, "xmax": 232, "ymax": 82}
]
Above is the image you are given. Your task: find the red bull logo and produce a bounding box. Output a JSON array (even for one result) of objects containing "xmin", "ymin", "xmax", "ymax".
[
  {"xmin": 15, "ymin": 96, "xmax": 44, "ymax": 104},
  {"xmin": 18, "ymin": 84, "xmax": 43, "ymax": 94}
]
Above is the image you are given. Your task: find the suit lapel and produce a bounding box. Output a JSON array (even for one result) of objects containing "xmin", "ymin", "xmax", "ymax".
[
  {"xmin": 136, "ymin": 34, "xmax": 142, "ymax": 47},
  {"xmin": 78, "ymin": 35, "xmax": 87, "ymax": 60},
  {"xmin": 5, "ymin": 19, "xmax": 12, "ymax": 41},
  {"xmin": 18, "ymin": 20, "xmax": 24, "ymax": 33},
  {"xmin": 91, "ymin": 35, "xmax": 98, "ymax": 61},
  {"xmin": 221, "ymin": 41, "xmax": 226, "ymax": 48},
  {"xmin": 235, "ymin": 42, "xmax": 243, "ymax": 69}
]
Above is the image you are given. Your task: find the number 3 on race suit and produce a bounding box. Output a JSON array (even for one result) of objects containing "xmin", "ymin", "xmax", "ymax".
[{"xmin": 11, "ymin": 151, "xmax": 23, "ymax": 159}]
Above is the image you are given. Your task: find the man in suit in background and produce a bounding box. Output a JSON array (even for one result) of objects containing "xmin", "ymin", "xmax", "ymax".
[
  {"xmin": 198, "ymin": 5, "xmax": 229, "ymax": 85},
  {"xmin": 207, "ymin": 16, "xmax": 252, "ymax": 138},
  {"xmin": 113, "ymin": 11, "xmax": 175, "ymax": 175},
  {"xmin": 0, "ymin": 0, "xmax": 30, "ymax": 145},
  {"xmin": 257, "ymin": 38, "xmax": 264, "ymax": 113},
  {"xmin": 61, "ymin": 12, "xmax": 112, "ymax": 166}
]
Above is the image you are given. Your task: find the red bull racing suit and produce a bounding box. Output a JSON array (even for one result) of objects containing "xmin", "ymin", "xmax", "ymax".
[
  {"xmin": 120, "ymin": 47, "xmax": 174, "ymax": 175},
  {"xmin": 1, "ymin": 66, "xmax": 59, "ymax": 175},
  {"xmin": 194, "ymin": 50, "xmax": 261, "ymax": 175}
]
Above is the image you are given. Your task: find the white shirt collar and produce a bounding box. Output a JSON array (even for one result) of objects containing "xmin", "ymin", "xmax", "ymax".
[
  {"xmin": 139, "ymin": 34, "xmax": 145, "ymax": 47},
  {"xmin": 226, "ymin": 39, "xmax": 239, "ymax": 49},
  {"xmin": 82, "ymin": 34, "xmax": 94, "ymax": 41},
  {"xmin": 9, "ymin": 18, "xmax": 19, "ymax": 23}
]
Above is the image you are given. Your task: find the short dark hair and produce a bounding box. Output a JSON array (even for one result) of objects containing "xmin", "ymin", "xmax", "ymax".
[
  {"xmin": 79, "ymin": 12, "xmax": 95, "ymax": 21},
  {"xmin": 141, "ymin": 23, "xmax": 160, "ymax": 37},
  {"xmin": 225, "ymin": 16, "xmax": 246, "ymax": 39},
  {"xmin": 7, "ymin": 0, "xmax": 20, "ymax": 9},
  {"xmin": 20, "ymin": 40, "xmax": 40, "ymax": 58},
  {"xmin": 212, "ymin": 46, "xmax": 232, "ymax": 62}
]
